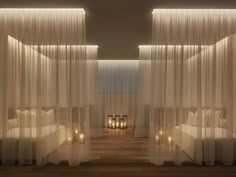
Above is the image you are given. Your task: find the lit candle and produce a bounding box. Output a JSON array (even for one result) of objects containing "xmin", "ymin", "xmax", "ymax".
[
  {"xmin": 123, "ymin": 121, "xmax": 127, "ymax": 128},
  {"xmin": 75, "ymin": 129, "xmax": 79, "ymax": 134},
  {"xmin": 168, "ymin": 136, "xmax": 172, "ymax": 144},
  {"xmin": 120, "ymin": 122, "xmax": 124, "ymax": 129},
  {"xmin": 68, "ymin": 137, "xmax": 72, "ymax": 142},
  {"xmin": 155, "ymin": 135, "xmax": 159, "ymax": 141},
  {"xmin": 108, "ymin": 119, "xmax": 112, "ymax": 128},
  {"xmin": 112, "ymin": 122, "xmax": 116, "ymax": 129},
  {"xmin": 79, "ymin": 133, "xmax": 84, "ymax": 143},
  {"xmin": 159, "ymin": 130, "xmax": 163, "ymax": 135},
  {"xmin": 116, "ymin": 120, "xmax": 119, "ymax": 128}
]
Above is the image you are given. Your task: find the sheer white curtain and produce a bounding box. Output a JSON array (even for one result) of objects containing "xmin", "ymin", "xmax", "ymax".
[
  {"xmin": 150, "ymin": 9, "xmax": 236, "ymax": 165},
  {"xmin": 0, "ymin": 9, "xmax": 91, "ymax": 166},
  {"xmin": 135, "ymin": 46, "xmax": 151, "ymax": 137},
  {"xmin": 86, "ymin": 46, "xmax": 101, "ymax": 137},
  {"xmin": 98, "ymin": 60, "xmax": 138, "ymax": 129}
]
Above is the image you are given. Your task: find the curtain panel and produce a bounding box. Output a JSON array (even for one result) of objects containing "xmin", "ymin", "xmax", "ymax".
[
  {"xmin": 0, "ymin": 9, "xmax": 93, "ymax": 166},
  {"xmin": 150, "ymin": 9, "xmax": 236, "ymax": 165}
]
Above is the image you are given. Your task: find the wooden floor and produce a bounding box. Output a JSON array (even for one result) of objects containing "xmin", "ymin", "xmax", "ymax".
[{"xmin": 1, "ymin": 128, "xmax": 236, "ymax": 177}]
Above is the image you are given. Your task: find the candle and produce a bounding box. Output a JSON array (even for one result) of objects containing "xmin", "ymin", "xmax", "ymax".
[
  {"xmin": 168, "ymin": 136, "xmax": 172, "ymax": 144},
  {"xmin": 68, "ymin": 137, "xmax": 72, "ymax": 142},
  {"xmin": 75, "ymin": 129, "xmax": 79, "ymax": 134},
  {"xmin": 112, "ymin": 122, "xmax": 116, "ymax": 129},
  {"xmin": 79, "ymin": 133, "xmax": 85, "ymax": 143},
  {"xmin": 116, "ymin": 120, "xmax": 119, "ymax": 128},
  {"xmin": 122, "ymin": 115, "xmax": 128, "ymax": 128},
  {"xmin": 155, "ymin": 135, "xmax": 159, "ymax": 141},
  {"xmin": 120, "ymin": 122, "xmax": 124, "ymax": 129},
  {"xmin": 159, "ymin": 130, "xmax": 163, "ymax": 135},
  {"xmin": 123, "ymin": 121, "xmax": 127, "ymax": 128},
  {"xmin": 108, "ymin": 119, "xmax": 112, "ymax": 128}
]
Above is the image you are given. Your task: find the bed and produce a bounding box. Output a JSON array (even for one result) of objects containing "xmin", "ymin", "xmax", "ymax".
[
  {"xmin": 173, "ymin": 123, "xmax": 236, "ymax": 164},
  {"xmin": 0, "ymin": 109, "xmax": 66, "ymax": 162}
]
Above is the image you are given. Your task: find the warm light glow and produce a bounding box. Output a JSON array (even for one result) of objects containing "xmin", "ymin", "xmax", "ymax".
[
  {"xmin": 0, "ymin": 8, "xmax": 85, "ymax": 15},
  {"xmin": 159, "ymin": 130, "xmax": 163, "ymax": 135},
  {"xmin": 79, "ymin": 133, "xmax": 84, "ymax": 140},
  {"xmin": 116, "ymin": 121, "xmax": 119, "ymax": 128},
  {"xmin": 75, "ymin": 130, "xmax": 79, "ymax": 134},
  {"xmin": 152, "ymin": 9, "xmax": 236, "ymax": 15},
  {"xmin": 30, "ymin": 45, "xmax": 98, "ymax": 48},
  {"xmin": 155, "ymin": 135, "xmax": 159, "ymax": 141},
  {"xmin": 68, "ymin": 137, "xmax": 72, "ymax": 142},
  {"xmin": 123, "ymin": 121, "xmax": 127, "ymax": 128},
  {"xmin": 168, "ymin": 136, "xmax": 172, "ymax": 142},
  {"xmin": 138, "ymin": 45, "xmax": 208, "ymax": 48}
]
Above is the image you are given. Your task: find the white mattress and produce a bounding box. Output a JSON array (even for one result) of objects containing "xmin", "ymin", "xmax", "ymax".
[
  {"xmin": 173, "ymin": 124, "xmax": 236, "ymax": 164},
  {"xmin": 175, "ymin": 124, "xmax": 236, "ymax": 139},
  {"xmin": 3, "ymin": 124, "xmax": 65, "ymax": 140},
  {"xmin": 0, "ymin": 124, "xmax": 66, "ymax": 162}
]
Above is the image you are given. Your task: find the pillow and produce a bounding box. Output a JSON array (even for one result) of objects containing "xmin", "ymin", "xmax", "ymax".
[
  {"xmin": 16, "ymin": 110, "xmax": 36, "ymax": 127},
  {"xmin": 202, "ymin": 109, "xmax": 223, "ymax": 127},
  {"xmin": 16, "ymin": 109, "xmax": 55, "ymax": 127},
  {"xmin": 186, "ymin": 111, "xmax": 198, "ymax": 126},
  {"xmin": 218, "ymin": 118, "xmax": 227, "ymax": 128},
  {"xmin": 8, "ymin": 119, "xmax": 18, "ymax": 129},
  {"xmin": 31, "ymin": 109, "xmax": 55, "ymax": 126},
  {"xmin": 45, "ymin": 109, "xmax": 55, "ymax": 125}
]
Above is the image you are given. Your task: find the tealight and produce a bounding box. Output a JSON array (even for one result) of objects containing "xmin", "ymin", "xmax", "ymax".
[{"xmin": 159, "ymin": 130, "xmax": 163, "ymax": 135}]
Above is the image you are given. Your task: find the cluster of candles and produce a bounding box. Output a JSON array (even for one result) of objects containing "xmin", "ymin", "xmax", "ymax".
[
  {"xmin": 67, "ymin": 129, "xmax": 85, "ymax": 144},
  {"xmin": 155, "ymin": 130, "xmax": 172, "ymax": 145},
  {"xmin": 108, "ymin": 115, "xmax": 128, "ymax": 129}
]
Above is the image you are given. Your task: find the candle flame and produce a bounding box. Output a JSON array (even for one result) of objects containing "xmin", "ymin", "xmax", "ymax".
[{"xmin": 79, "ymin": 133, "xmax": 84, "ymax": 140}]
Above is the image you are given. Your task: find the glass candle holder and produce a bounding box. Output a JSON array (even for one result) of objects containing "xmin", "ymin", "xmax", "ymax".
[
  {"xmin": 119, "ymin": 118, "xmax": 125, "ymax": 129},
  {"xmin": 108, "ymin": 115, "xmax": 113, "ymax": 128},
  {"xmin": 115, "ymin": 115, "xmax": 120, "ymax": 128},
  {"xmin": 111, "ymin": 118, "xmax": 116, "ymax": 129},
  {"xmin": 122, "ymin": 115, "xmax": 128, "ymax": 128}
]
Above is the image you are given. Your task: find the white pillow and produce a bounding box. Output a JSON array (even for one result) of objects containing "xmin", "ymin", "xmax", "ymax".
[
  {"xmin": 16, "ymin": 110, "xmax": 36, "ymax": 127},
  {"xmin": 186, "ymin": 111, "xmax": 198, "ymax": 126},
  {"xmin": 16, "ymin": 109, "xmax": 55, "ymax": 127},
  {"xmin": 218, "ymin": 118, "xmax": 227, "ymax": 128},
  {"xmin": 202, "ymin": 109, "xmax": 223, "ymax": 127},
  {"xmin": 31, "ymin": 109, "xmax": 55, "ymax": 126},
  {"xmin": 8, "ymin": 119, "xmax": 18, "ymax": 129},
  {"xmin": 45, "ymin": 109, "xmax": 55, "ymax": 125}
]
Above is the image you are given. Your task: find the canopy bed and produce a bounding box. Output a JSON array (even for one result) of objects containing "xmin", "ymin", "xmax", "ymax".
[
  {"xmin": 0, "ymin": 9, "xmax": 98, "ymax": 166},
  {"xmin": 149, "ymin": 9, "xmax": 236, "ymax": 166}
]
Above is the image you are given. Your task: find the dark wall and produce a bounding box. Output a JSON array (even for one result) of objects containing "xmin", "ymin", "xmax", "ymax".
[{"xmin": 1, "ymin": 0, "xmax": 236, "ymax": 59}]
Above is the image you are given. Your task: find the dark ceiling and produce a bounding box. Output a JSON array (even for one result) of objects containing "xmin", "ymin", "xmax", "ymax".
[{"xmin": 1, "ymin": 0, "xmax": 236, "ymax": 59}]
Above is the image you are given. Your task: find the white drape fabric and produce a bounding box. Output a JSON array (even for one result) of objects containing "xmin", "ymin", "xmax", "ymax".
[
  {"xmin": 150, "ymin": 9, "xmax": 236, "ymax": 165},
  {"xmin": 135, "ymin": 46, "xmax": 151, "ymax": 137},
  {"xmin": 98, "ymin": 60, "xmax": 138, "ymax": 129},
  {"xmin": 0, "ymin": 9, "xmax": 92, "ymax": 166}
]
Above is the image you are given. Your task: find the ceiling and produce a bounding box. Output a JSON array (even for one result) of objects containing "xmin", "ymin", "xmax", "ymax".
[{"xmin": 1, "ymin": 0, "xmax": 236, "ymax": 59}]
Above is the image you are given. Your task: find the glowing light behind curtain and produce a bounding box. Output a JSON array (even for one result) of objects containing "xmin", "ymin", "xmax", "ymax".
[
  {"xmin": 0, "ymin": 9, "xmax": 90, "ymax": 166},
  {"xmin": 135, "ymin": 46, "xmax": 151, "ymax": 137},
  {"xmin": 98, "ymin": 60, "xmax": 138, "ymax": 128},
  {"xmin": 150, "ymin": 9, "xmax": 236, "ymax": 165}
]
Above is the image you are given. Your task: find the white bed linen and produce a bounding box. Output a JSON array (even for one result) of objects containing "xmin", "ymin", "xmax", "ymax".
[
  {"xmin": 173, "ymin": 124, "xmax": 236, "ymax": 163},
  {"xmin": 0, "ymin": 124, "xmax": 66, "ymax": 160}
]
